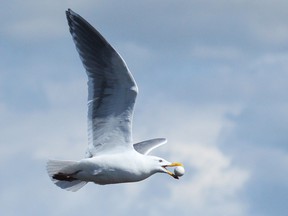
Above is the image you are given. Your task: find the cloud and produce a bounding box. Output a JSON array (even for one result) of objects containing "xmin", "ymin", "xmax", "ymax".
[
  {"xmin": 217, "ymin": 69, "xmax": 288, "ymax": 216},
  {"xmin": 129, "ymin": 99, "xmax": 249, "ymax": 215},
  {"xmin": 0, "ymin": 85, "xmax": 249, "ymax": 216},
  {"xmin": 1, "ymin": 0, "xmax": 288, "ymax": 215},
  {"xmin": 166, "ymin": 144, "xmax": 249, "ymax": 216},
  {"xmin": 219, "ymin": 122, "xmax": 288, "ymax": 216},
  {"xmin": 190, "ymin": 45, "xmax": 242, "ymax": 60}
]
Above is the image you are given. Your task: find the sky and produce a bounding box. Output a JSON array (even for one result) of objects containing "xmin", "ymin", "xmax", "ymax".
[{"xmin": 1, "ymin": 0, "xmax": 288, "ymax": 215}]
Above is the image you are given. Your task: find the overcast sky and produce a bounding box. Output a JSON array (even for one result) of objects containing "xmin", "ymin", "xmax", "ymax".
[{"xmin": 1, "ymin": 0, "xmax": 288, "ymax": 215}]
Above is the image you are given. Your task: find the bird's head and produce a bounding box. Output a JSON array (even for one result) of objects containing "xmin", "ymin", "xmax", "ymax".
[{"xmin": 150, "ymin": 156, "xmax": 183, "ymax": 179}]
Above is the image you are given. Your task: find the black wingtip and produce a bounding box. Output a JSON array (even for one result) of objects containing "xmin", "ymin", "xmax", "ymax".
[
  {"xmin": 66, "ymin": 8, "xmax": 74, "ymax": 20},
  {"xmin": 65, "ymin": 8, "xmax": 80, "ymax": 34},
  {"xmin": 66, "ymin": 8, "xmax": 71, "ymax": 17},
  {"xmin": 66, "ymin": 8, "xmax": 78, "ymax": 23},
  {"xmin": 66, "ymin": 8, "xmax": 73, "ymax": 15}
]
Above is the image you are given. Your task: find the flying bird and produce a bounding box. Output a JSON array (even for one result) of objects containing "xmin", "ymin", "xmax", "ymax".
[{"xmin": 46, "ymin": 9, "xmax": 184, "ymax": 192}]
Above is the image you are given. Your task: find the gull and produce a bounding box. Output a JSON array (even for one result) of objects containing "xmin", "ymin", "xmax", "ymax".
[{"xmin": 46, "ymin": 9, "xmax": 183, "ymax": 192}]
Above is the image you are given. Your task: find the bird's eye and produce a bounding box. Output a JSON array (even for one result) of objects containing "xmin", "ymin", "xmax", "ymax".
[{"xmin": 159, "ymin": 159, "xmax": 163, "ymax": 162}]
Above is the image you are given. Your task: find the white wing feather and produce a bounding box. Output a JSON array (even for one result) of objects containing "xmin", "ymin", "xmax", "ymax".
[
  {"xmin": 66, "ymin": 9, "xmax": 138, "ymax": 157},
  {"xmin": 133, "ymin": 138, "xmax": 167, "ymax": 155}
]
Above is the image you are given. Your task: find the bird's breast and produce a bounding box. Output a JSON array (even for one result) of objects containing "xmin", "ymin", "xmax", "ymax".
[{"xmin": 76, "ymin": 154, "xmax": 153, "ymax": 184}]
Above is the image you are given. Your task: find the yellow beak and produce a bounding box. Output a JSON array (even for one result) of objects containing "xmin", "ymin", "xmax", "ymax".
[
  {"xmin": 162, "ymin": 162, "xmax": 184, "ymax": 179},
  {"xmin": 167, "ymin": 162, "xmax": 183, "ymax": 167}
]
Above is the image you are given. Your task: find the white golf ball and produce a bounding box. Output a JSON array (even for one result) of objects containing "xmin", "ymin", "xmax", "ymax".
[{"xmin": 174, "ymin": 166, "xmax": 185, "ymax": 177}]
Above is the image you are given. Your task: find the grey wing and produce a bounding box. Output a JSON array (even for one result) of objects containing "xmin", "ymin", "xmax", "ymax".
[
  {"xmin": 66, "ymin": 9, "xmax": 138, "ymax": 157},
  {"xmin": 133, "ymin": 138, "xmax": 167, "ymax": 155}
]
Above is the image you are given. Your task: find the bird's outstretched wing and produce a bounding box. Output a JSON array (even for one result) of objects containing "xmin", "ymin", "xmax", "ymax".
[
  {"xmin": 133, "ymin": 138, "xmax": 167, "ymax": 155},
  {"xmin": 66, "ymin": 9, "xmax": 138, "ymax": 157}
]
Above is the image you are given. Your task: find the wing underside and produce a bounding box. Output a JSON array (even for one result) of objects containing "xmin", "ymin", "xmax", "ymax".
[
  {"xmin": 133, "ymin": 138, "xmax": 167, "ymax": 155},
  {"xmin": 66, "ymin": 9, "xmax": 138, "ymax": 157}
]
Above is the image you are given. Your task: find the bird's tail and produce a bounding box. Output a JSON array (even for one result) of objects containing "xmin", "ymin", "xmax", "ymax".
[{"xmin": 46, "ymin": 160, "xmax": 87, "ymax": 192}]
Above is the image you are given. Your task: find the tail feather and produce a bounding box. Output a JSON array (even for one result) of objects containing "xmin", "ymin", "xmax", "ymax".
[{"xmin": 46, "ymin": 160, "xmax": 87, "ymax": 192}]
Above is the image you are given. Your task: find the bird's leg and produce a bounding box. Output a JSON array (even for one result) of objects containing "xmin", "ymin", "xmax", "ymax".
[{"xmin": 52, "ymin": 170, "xmax": 80, "ymax": 182}]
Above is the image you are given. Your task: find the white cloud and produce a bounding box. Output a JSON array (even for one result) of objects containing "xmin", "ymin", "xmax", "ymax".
[
  {"xmin": 168, "ymin": 144, "xmax": 249, "ymax": 216},
  {"xmin": 0, "ymin": 78, "xmax": 87, "ymax": 162},
  {"xmin": 130, "ymin": 99, "xmax": 249, "ymax": 215},
  {"xmin": 1, "ymin": 0, "xmax": 288, "ymax": 215}
]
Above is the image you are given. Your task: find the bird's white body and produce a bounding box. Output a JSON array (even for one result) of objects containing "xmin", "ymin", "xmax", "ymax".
[
  {"xmin": 46, "ymin": 9, "xmax": 183, "ymax": 192},
  {"xmin": 76, "ymin": 152, "xmax": 159, "ymax": 184}
]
